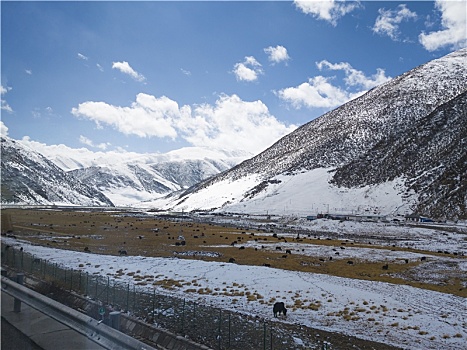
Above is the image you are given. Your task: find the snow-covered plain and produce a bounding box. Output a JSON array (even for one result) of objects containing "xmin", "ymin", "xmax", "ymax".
[{"xmin": 3, "ymin": 216, "xmax": 466, "ymax": 350}]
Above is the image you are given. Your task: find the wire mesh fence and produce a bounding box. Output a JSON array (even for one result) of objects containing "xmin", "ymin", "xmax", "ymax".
[{"xmin": 1, "ymin": 244, "xmax": 319, "ymax": 350}]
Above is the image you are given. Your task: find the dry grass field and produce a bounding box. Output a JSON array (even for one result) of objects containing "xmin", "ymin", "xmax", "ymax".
[{"xmin": 2, "ymin": 208, "xmax": 465, "ymax": 297}]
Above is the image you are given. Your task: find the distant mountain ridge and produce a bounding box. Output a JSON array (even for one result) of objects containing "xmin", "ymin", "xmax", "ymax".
[
  {"xmin": 153, "ymin": 48, "xmax": 467, "ymax": 219},
  {"xmin": 1, "ymin": 137, "xmax": 114, "ymax": 206},
  {"xmin": 1, "ymin": 137, "xmax": 251, "ymax": 206}
]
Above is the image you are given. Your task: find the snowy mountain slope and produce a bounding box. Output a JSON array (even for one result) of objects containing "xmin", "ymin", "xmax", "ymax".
[
  {"xmin": 1, "ymin": 137, "xmax": 113, "ymax": 206},
  {"xmin": 69, "ymin": 156, "xmax": 239, "ymax": 205},
  {"xmin": 332, "ymin": 91, "xmax": 467, "ymax": 219},
  {"xmin": 154, "ymin": 49, "xmax": 467, "ymax": 219},
  {"xmin": 13, "ymin": 139, "xmax": 251, "ymax": 206},
  {"xmin": 65, "ymin": 148, "xmax": 249, "ymax": 206}
]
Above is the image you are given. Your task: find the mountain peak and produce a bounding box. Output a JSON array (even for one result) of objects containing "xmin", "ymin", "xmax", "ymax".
[{"xmin": 153, "ymin": 49, "xmax": 467, "ymax": 219}]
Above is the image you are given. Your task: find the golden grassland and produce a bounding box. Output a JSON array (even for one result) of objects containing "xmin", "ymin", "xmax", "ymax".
[{"xmin": 2, "ymin": 208, "xmax": 466, "ymax": 297}]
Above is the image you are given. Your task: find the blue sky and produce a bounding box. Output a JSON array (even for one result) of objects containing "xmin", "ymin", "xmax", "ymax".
[{"xmin": 1, "ymin": 1, "xmax": 466, "ymax": 156}]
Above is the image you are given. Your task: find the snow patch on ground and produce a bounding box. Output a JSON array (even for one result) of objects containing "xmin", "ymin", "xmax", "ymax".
[{"xmin": 3, "ymin": 236, "xmax": 466, "ymax": 350}]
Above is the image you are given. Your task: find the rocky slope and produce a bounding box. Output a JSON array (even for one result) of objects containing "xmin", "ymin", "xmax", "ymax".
[{"xmin": 1, "ymin": 137, "xmax": 113, "ymax": 206}]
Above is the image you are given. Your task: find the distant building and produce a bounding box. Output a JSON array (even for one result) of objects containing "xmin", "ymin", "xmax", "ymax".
[
  {"xmin": 420, "ymin": 217, "xmax": 434, "ymax": 223},
  {"xmin": 405, "ymin": 214, "xmax": 420, "ymax": 222},
  {"xmin": 307, "ymin": 214, "xmax": 387, "ymax": 222},
  {"xmin": 405, "ymin": 214, "xmax": 434, "ymax": 223},
  {"xmin": 348, "ymin": 214, "xmax": 386, "ymax": 222}
]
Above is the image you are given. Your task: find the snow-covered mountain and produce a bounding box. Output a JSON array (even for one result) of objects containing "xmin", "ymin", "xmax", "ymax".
[
  {"xmin": 149, "ymin": 49, "xmax": 467, "ymax": 219},
  {"xmin": 1, "ymin": 137, "xmax": 113, "ymax": 206},
  {"xmin": 67, "ymin": 148, "xmax": 248, "ymax": 205},
  {"xmin": 6, "ymin": 139, "xmax": 251, "ymax": 206}
]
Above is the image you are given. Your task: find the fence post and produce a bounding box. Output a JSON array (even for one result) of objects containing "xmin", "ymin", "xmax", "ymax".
[
  {"xmin": 228, "ymin": 312, "xmax": 231, "ymax": 349},
  {"xmin": 181, "ymin": 298, "xmax": 185, "ymax": 334},
  {"xmin": 270, "ymin": 327, "xmax": 273, "ymax": 350},
  {"xmin": 86, "ymin": 272, "xmax": 89, "ymax": 296},
  {"xmin": 133, "ymin": 284, "xmax": 136, "ymax": 311},
  {"xmin": 21, "ymin": 250, "xmax": 24, "ymax": 269},
  {"xmin": 106, "ymin": 277, "xmax": 110, "ymax": 304},
  {"xmin": 152, "ymin": 288, "xmax": 155, "ymax": 321},
  {"xmin": 109, "ymin": 311, "xmax": 121, "ymax": 331},
  {"xmin": 126, "ymin": 283, "xmax": 129, "ymax": 312},
  {"xmin": 70, "ymin": 268, "xmax": 73, "ymax": 291},
  {"xmin": 78, "ymin": 270, "xmax": 82, "ymax": 293},
  {"xmin": 263, "ymin": 322, "xmax": 267, "ymax": 350},
  {"xmin": 218, "ymin": 309, "xmax": 222, "ymax": 350},
  {"xmin": 13, "ymin": 273, "xmax": 24, "ymax": 313},
  {"xmin": 95, "ymin": 276, "xmax": 99, "ymax": 299},
  {"xmin": 112, "ymin": 281, "xmax": 116, "ymax": 306}
]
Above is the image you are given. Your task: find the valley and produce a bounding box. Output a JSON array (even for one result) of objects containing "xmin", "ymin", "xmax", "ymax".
[{"xmin": 2, "ymin": 208, "xmax": 466, "ymax": 349}]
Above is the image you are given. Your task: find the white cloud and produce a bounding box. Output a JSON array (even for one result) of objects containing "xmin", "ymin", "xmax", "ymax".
[
  {"xmin": 180, "ymin": 68, "xmax": 192, "ymax": 76},
  {"xmin": 112, "ymin": 61, "xmax": 146, "ymax": 82},
  {"xmin": 276, "ymin": 76, "xmax": 361, "ymax": 109},
  {"xmin": 77, "ymin": 53, "xmax": 88, "ymax": 60},
  {"xmin": 79, "ymin": 135, "xmax": 109, "ymax": 150},
  {"xmin": 176, "ymin": 94, "xmax": 297, "ymax": 153},
  {"xmin": 373, "ymin": 4, "xmax": 417, "ymax": 40},
  {"xmin": 294, "ymin": 0, "xmax": 360, "ymax": 26},
  {"xmin": 316, "ymin": 60, "xmax": 391, "ymax": 89},
  {"xmin": 96, "ymin": 63, "xmax": 104, "ymax": 72},
  {"xmin": 1, "ymin": 85, "xmax": 9, "ymax": 95},
  {"xmin": 1, "ymin": 121, "xmax": 9, "ymax": 136},
  {"xmin": 72, "ymin": 94, "xmax": 296, "ymax": 154},
  {"xmin": 264, "ymin": 45, "xmax": 290, "ymax": 64},
  {"xmin": 1, "ymin": 85, "xmax": 13, "ymax": 113},
  {"xmin": 276, "ymin": 60, "xmax": 391, "ymax": 109},
  {"xmin": 25, "ymin": 69, "xmax": 33, "ymax": 75},
  {"xmin": 71, "ymin": 93, "xmax": 178, "ymax": 138},
  {"xmin": 419, "ymin": 0, "xmax": 467, "ymax": 51},
  {"xmin": 233, "ymin": 56, "xmax": 263, "ymax": 82}
]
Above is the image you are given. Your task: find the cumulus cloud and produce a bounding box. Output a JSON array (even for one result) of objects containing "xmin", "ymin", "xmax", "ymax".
[
  {"xmin": 419, "ymin": 0, "xmax": 467, "ymax": 51},
  {"xmin": 77, "ymin": 53, "xmax": 88, "ymax": 60},
  {"xmin": 233, "ymin": 56, "xmax": 263, "ymax": 82},
  {"xmin": 373, "ymin": 4, "xmax": 417, "ymax": 40},
  {"xmin": 72, "ymin": 94, "xmax": 296, "ymax": 154},
  {"xmin": 264, "ymin": 45, "xmax": 290, "ymax": 65},
  {"xmin": 1, "ymin": 121, "xmax": 9, "ymax": 136},
  {"xmin": 276, "ymin": 76, "xmax": 361, "ymax": 109},
  {"xmin": 316, "ymin": 60, "xmax": 391, "ymax": 89},
  {"xmin": 79, "ymin": 135, "xmax": 110, "ymax": 150},
  {"xmin": 176, "ymin": 94, "xmax": 297, "ymax": 153},
  {"xmin": 1, "ymin": 85, "xmax": 13, "ymax": 113},
  {"xmin": 180, "ymin": 68, "xmax": 192, "ymax": 76},
  {"xmin": 294, "ymin": 0, "xmax": 360, "ymax": 26},
  {"xmin": 25, "ymin": 69, "xmax": 33, "ymax": 75},
  {"xmin": 72, "ymin": 93, "xmax": 178, "ymax": 138},
  {"xmin": 112, "ymin": 61, "xmax": 146, "ymax": 82},
  {"xmin": 1, "ymin": 85, "xmax": 10, "ymax": 95},
  {"xmin": 276, "ymin": 60, "xmax": 391, "ymax": 109}
]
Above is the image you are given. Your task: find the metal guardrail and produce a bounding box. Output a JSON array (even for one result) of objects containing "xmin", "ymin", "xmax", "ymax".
[{"xmin": 1, "ymin": 276, "xmax": 156, "ymax": 350}]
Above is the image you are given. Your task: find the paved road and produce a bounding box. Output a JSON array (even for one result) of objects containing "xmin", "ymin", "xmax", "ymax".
[
  {"xmin": 1, "ymin": 291, "xmax": 106, "ymax": 350},
  {"xmin": 1, "ymin": 317, "xmax": 43, "ymax": 350}
]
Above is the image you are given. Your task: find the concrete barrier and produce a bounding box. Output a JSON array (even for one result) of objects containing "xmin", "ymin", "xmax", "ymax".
[
  {"xmin": 2, "ymin": 272, "xmax": 213, "ymax": 350},
  {"xmin": 1, "ymin": 276, "xmax": 156, "ymax": 350}
]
